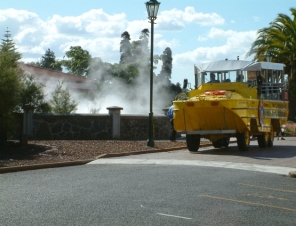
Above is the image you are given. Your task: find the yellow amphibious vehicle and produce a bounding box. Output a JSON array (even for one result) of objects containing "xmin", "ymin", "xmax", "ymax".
[{"xmin": 174, "ymin": 60, "xmax": 289, "ymax": 152}]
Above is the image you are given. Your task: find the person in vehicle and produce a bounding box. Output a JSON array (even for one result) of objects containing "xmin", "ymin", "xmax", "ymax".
[
  {"xmin": 236, "ymin": 74, "xmax": 244, "ymax": 82},
  {"xmin": 208, "ymin": 73, "xmax": 220, "ymax": 83}
]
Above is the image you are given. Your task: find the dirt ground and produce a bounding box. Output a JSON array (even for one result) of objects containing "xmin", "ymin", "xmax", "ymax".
[{"xmin": 0, "ymin": 140, "xmax": 210, "ymax": 168}]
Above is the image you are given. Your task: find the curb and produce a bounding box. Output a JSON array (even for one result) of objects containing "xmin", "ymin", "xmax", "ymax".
[
  {"xmin": 0, "ymin": 160, "xmax": 93, "ymax": 174},
  {"xmin": 0, "ymin": 141, "xmax": 233, "ymax": 174}
]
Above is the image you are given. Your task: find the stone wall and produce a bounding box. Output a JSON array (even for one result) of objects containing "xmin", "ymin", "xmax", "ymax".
[
  {"xmin": 33, "ymin": 114, "xmax": 111, "ymax": 140},
  {"xmin": 120, "ymin": 115, "xmax": 169, "ymax": 140},
  {"xmin": 29, "ymin": 113, "xmax": 169, "ymax": 140}
]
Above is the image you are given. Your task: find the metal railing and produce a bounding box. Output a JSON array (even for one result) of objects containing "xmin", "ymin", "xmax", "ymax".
[{"xmin": 258, "ymin": 82, "xmax": 287, "ymax": 100}]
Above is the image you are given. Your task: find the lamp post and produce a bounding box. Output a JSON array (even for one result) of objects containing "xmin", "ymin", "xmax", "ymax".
[
  {"xmin": 145, "ymin": 0, "xmax": 160, "ymax": 147},
  {"xmin": 266, "ymin": 52, "xmax": 272, "ymax": 83}
]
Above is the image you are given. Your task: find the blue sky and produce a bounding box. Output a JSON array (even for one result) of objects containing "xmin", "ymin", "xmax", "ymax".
[{"xmin": 1, "ymin": 0, "xmax": 295, "ymax": 86}]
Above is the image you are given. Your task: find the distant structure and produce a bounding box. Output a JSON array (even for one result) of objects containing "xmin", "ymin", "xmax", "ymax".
[{"xmin": 18, "ymin": 62, "xmax": 97, "ymax": 94}]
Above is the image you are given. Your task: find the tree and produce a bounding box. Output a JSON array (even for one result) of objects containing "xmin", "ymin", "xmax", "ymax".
[
  {"xmin": 131, "ymin": 29, "xmax": 150, "ymax": 63},
  {"xmin": 0, "ymin": 29, "xmax": 23, "ymax": 143},
  {"xmin": 50, "ymin": 81, "xmax": 78, "ymax": 114},
  {"xmin": 159, "ymin": 47, "xmax": 173, "ymax": 80},
  {"xmin": 120, "ymin": 31, "xmax": 132, "ymax": 64},
  {"xmin": 15, "ymin": 75, "xmax": 52, "ymax": 113},
  {"xmin": 40, "ymin": 48, "xmax": 62, "ymax": 71},
  {"xmin": 62, "ymin": 46, "xmax": 91, "ymax": 76},
  {"xmin": 111, "ymin": 62, "xmax": 139, "ymax": 85},
  {"xmin": 246, "ymin": 8, "xmax": 296, "ymax": 121}
]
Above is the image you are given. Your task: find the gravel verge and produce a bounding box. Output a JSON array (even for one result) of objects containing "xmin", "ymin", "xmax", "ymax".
[{"xmin": 0, "ymin": 140, "xmax": 210, "ymax": 168}]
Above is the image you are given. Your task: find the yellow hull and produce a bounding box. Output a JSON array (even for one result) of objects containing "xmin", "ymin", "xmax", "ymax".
[{"xmin": 174, "ymin": 84, "xmax": 288, "ymax": 142}]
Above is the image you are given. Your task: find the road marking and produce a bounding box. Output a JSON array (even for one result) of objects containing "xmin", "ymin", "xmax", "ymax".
[
  {"xmin": 239, "ymin": 183, "xmax": 296, "ymax": 194},
  {"xmin": 88, "ymin": 158, "xmax": 296, "ymax": 175},
  {"xmin": 156, "ymin": 213, "xmax": 193, "ymax": 220},
  {"xmin": 243, "ymin": 193, "xmax": 287, "ymax": 201},
  {"xmin": 201, "ymin": 194, "xmax": 296, "ymax": 212},
  {"xmin": 140, "ymin": 204, "xmax": 193, "ymax": 220}
]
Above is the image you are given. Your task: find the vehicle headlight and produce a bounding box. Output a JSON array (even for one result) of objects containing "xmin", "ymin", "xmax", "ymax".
[{"xmin": 226, "ymin": 92, "xmax": 232, "ymax": 99}]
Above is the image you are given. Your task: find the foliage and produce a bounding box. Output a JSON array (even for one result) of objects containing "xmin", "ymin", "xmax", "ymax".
[
  {"xmin": 131, "ymin": 29, "xmax": 150, "ymax": 63},
  {"xmin": 50, "ymin": 81, "xmax": 78, "ymax": 114},
  {"xmin": 111, "ymin": 62, "xmax": 139, "ymax": 85},
  {"xmin": 15, "ymin": 75, "xmax": 52, "ymax": 113},
  {"xmin": 284, "ymin": 121, "xmax": 296, "ymax": 136},
  {"xmin": 159, "ymin": 47, "xmax": 173, "ymax": 80},
  {"xmin": 0, "ymin": 29, "xmax": 23, "ymax": 142},
  {"xmin": 40, "ymin": 48, "xmax": 62, "ymax": 71},
  {"xmin": 62, "ymin": 46, "xmax": 91, "ymax": 76},
  {"xmin": 27, "ymin": 61, "xmax": 41, "ymax": 67},
  {"xmin": 120, "ymin": 31, "xmax": 132, "ymax": 64},
  {"xmin": 0, "ymin": 29, "xmax": 22, "ymax": 117},
  {"xmin": 246, "ymin": 8, "xmax": 296, "ymax": 120}
]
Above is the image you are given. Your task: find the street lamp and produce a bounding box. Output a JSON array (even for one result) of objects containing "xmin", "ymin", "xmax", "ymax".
[
  {"xmin": 145, "ymin": 0, "xmax": 160, "ymax": 147},
  {"xmin": 266, "ymin": 52, "xmax": 272, "ymax": 83},
  {"xmin": 266, "ymin": 52, "xmax": 272, "ymax": 63}
]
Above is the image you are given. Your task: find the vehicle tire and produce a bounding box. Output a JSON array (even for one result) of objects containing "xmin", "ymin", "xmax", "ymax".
[
  {"xmin": 212, "ymin": 139, "xmax": 223, "ymax": 148},
  {"xmin": 236, "ymin": 131, "xmax": 250, "ymax": 151},
  {"xmin": 186, "ymin": 134, "xmax": 200, "ymax": 153},
  {"xmin": 222, "ymin": 137, "xmax": 230, "ymax": 148},
  {"xmin": 267, "ymin": 126, "xmax": 274, "ymax": 147},
  {"xmin": 257, "ymin": 133, "xmax": 268, "ymax": 148}
]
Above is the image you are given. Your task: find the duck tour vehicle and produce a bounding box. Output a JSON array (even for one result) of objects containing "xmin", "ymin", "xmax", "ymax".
[{"xmin": 173, "ymin": 59, "xmax": 289, "ymax": 152}]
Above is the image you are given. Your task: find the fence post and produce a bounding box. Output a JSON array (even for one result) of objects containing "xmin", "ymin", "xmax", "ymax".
[
  {"xmin": 21, "ymin": 105, "xmax": 35, "ymax": 145},
  {"xmin": 107, "ymin": 106, "xmax": 123, "ymax": 140}
]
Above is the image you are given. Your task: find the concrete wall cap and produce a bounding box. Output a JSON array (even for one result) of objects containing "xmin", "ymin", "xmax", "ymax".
[{"xmin": 106, "ymin": 106, "xmax": 123, "ymax": 110}]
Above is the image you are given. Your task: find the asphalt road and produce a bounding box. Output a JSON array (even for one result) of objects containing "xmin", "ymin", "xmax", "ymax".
[{"xmin": 1, "ymin": 137, "xmax": 296, "ymax": 225}]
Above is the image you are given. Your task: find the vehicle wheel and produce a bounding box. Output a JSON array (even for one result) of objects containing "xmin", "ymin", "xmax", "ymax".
[
  {"xmin": 222, "ymin": 137, "xmax": 230, "ymax": 148},
  {"xmin": 268, "ymin": 126, "xmax": 274, "ymax": 147},
  {"xmin": 236, "ymin": 131, "xmax": 250, "ymax": 151},
  {"xmin": 257, "ymin": 133, "xmax": 268, "ymax": 148},
  {"xmin": 212, "ymin": 139, "xmax": 223, "ymax": 148},
  {"xmin": 186, "ymin": 134, "xmax": 200, "ymax": 153}
]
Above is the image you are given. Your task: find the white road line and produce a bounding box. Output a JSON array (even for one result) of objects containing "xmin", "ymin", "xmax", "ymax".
[
  {"xmin": 156, "ymin": 213, "xmax": 193, "ymax": 220},
  {"xmin": 88, "ymin": 158, "xmax": 296, "ymax": 175}
]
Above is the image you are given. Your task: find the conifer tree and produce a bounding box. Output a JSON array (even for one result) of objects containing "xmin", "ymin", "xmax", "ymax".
[
  {"xmin": 120, "ymin": 31, "xmax": 132, "ymax": 64},
  {"xmin": 159, "ymin": 47, "xmax": 173, "ymax": 80},
  {"xmin": 0, "ymin": 28, "xmax": 22, "ymax": 143},
  {"xmin": 40, "ymin": 48, "xmax": 62, "ymax": 71}
]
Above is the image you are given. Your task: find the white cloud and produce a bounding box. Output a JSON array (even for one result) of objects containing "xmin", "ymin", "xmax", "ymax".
[
  {"xmin": 173, "ymin": 28, "xmax": 257, "ymax": 70},
  {"xmin": 157, "ymin": 6, "xmax": 225, "ymax": 31}
]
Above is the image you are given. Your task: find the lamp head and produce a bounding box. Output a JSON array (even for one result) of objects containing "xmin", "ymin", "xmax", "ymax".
[
  {"xmin": 266, "ymin": 52, "xmax": 272, "ymax": 62},
  {"xmin": 145, "ymin": 0, "xmax": 161, "ymax": 20}
]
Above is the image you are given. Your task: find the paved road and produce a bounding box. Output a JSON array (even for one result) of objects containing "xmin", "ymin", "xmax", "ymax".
[
  {"xmin": 90, "ymin": 136, "xmax": 296, "ymax": 176},
  {"xmin": 1, "ymin": 162, "xmax": 296, "ymax": 225},
  {"xmin": 1, "ymin": 137, "xmax": 295, "ymax": 225}
]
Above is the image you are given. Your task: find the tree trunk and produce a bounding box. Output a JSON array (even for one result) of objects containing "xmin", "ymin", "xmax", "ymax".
[{"xmin": 0, "ymin": 116, "xmax": 8, "ymax": 144}]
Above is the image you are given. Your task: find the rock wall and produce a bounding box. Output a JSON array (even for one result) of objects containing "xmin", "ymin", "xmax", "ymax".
[{"xmin": 29, "ymin": 113, "xmax": 169, "ymax": 140}]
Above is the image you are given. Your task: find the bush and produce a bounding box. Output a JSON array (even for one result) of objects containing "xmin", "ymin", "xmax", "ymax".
[{"xmin": 284, "ymin": 121, "xmax": 296, "ymax": 136}]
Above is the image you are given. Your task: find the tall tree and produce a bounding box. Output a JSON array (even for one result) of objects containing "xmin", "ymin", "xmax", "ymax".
[
  {"xmin": 0, "ymin": 29, "xmax": 23, "ymax": 143},
  {"xmin": 159, "ymin": 47, "xmax": 173, "ymax": 80},
  {"xmin": 40, "ymin": 48, "xmax": 62, "ymax": 71},
  {"xmin": 120, "ymin": 31, "xmax": 132, "ymax": 64},
  {"xmin": 131, "ymin": 29, "xmax": 150, "ymax": 63},
  {"xmin": 62, "ymin": 46, "xmax": 91, "ymax": 76},
  {"xmin": 246, "ymin": 8, "xmax": 296, "ymax": 121}
]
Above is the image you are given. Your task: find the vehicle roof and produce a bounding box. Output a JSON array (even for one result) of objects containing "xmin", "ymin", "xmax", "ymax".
[{"xmin": 197, "ymin": 60, "xmax": 285, "ymax": 72}]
